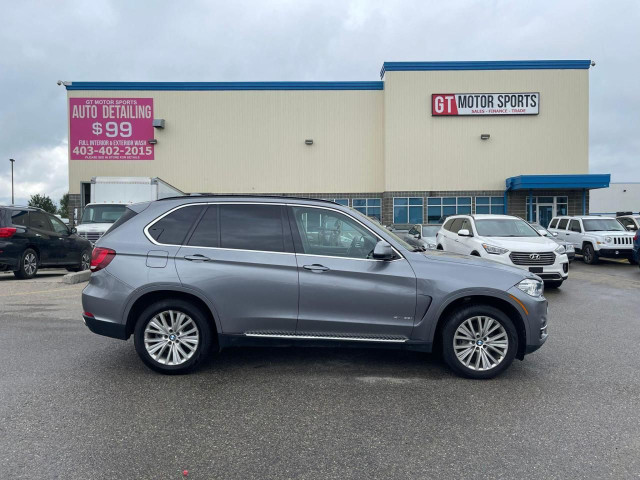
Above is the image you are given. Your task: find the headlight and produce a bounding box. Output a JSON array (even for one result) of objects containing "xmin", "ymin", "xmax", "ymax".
[
  {"xmin": 605, "ymin": 236, "xmax": 612, "ymax": 243},
  {"xmin": 555, "ymin": 245, "xmax": 566, "ymax": 254},
  {"xmin": 426, "ymin": 243, "xmax": 437, "ymax": 250},
  {"xmin": 566, "ymin": 244, "xmax": 574, "ymax": 252},
  {"xmin": 482, "ymin": 243, "xmax": 509, "ymax": 255},
  {"xmin": 517, "ymin": 278, "xmax": 544, "ymax": 297}
]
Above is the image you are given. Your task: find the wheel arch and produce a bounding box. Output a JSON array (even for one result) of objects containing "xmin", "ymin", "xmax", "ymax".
[
  {"xmin": 431, "ymin": 294, "xmax": 527, "ymax": 360},
  {"xmin": 124, "ymin": 288, "xmax": 221, "ymax": 344}
]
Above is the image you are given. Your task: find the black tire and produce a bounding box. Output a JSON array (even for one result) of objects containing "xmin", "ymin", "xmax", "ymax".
[
  {"xmin": 441, "ymin": 304, "xmax": 518, "ymax": 379},
  {"xmin": 13, "ymin": 248, "xmax": 38, "ymax": 279},
  {"xmin": 67, "ymin": 249, "xmax": 91, "ymax": 272},
  {"xmin": 582, "ymin": 244, "xmax": 599, "ymax": 265},
  {"xmin": 134, "ymin": 299, "xmax": 213, "ymax": 374},
  {"xmin": 628, "ymin": 256, "xmax": 638, "ymax": 266},
  {"xmin": 437, "ymin": 244, "xmax": 443, "ymax": 250},
  {"xmin": 545, "ymin": 280, "xmax": 563, "ymax": 289},
  {"xmin": 470, "ymin": 251, "xmax": 481, "ymax": 256}
]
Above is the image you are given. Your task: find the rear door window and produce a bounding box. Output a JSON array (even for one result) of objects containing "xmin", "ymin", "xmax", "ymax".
[
  {"xmin": 220, "ymin": 204, "xmax": 285, "ymax": 252},
  {"xmin": 557, "ymin": 218, "xmax": 569, "ymax": 230},
  {"xmin": 148, "ymin": 205, "xmax": 204, "ymax": 245},
  {"xmin": 30, "ymin": 211, "xmax": 52, "ymax": 231},
  {"xmin": 187, "ymin": 205, "xmax": 219, "ymax": 248},
  {"xmin": 569, "ymin": 220, "xmax": 582, "ymax": 232},
  {"xmin": 11, "ymin": 210, "xmax": 29, "ymax": 227},
  {"xmin": 548, "ymin": 218, "xmax": 558, "ymax": 228}
]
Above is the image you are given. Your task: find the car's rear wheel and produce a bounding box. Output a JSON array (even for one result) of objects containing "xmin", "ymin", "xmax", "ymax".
[
  {"xmin": 544, "ymin": 280, "xmax": 563, "ymax": 289},
  {"xmin": 134, "ymin": 299, "xmax": 212, "ymax": 374},
  {"xmin": 14, "ymin": 248, "xmax": 38, "ymax": 279},
  {"xmin": 67, "ymin": 249, "xmax": 91, "ymax": 272},
  {"xmin": 582, "ymin": 244, "xmax": 599, "ymax": 264},
  {"xmin": 441, "ymin": 305, "xmax": 518, "ymax": 379}
]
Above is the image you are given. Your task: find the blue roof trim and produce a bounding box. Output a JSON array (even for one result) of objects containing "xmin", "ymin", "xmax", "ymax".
[
  {"xmin": 505, "ymin": 174, "xmax": 610, "ymax": 191},
  {"xmin": 65, "ymin": 81, "xmax": 384, "ymax": 91},
  {"xmin": 380, "ymin": 60, "xmax": 591, "ymax": 78}
]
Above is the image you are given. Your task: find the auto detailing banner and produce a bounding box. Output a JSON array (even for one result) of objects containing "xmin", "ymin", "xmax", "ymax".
[
  {"xmin": 432, "ymin": 93, "xmax": 539, "ymax": 116},
  {"xmin": 69, "ymin": 98, "xmax": 154, "ymax": 160}
]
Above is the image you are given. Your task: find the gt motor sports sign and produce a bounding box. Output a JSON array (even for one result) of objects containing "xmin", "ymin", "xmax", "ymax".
[
  {"xmin": 69, "ymin": 98, "xmax": 154, "ymax": 160},
  {"xmin": 432, "ymin": 93, "xmax": 539, "ymax": 116}
]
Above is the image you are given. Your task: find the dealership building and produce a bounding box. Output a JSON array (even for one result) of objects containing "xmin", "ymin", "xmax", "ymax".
[{"xmin": 65, "ymin": 59, "xmax": 610, "ymax": 227}]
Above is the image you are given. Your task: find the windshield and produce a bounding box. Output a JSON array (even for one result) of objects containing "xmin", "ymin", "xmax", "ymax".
[
  {"xmin": 349, "ymin": 208, "xmax": 415, "ymax": 251},
  {"xmin": 421, "ymin": 226, "xmax": 441, "ymax": 237},
  {"xmin": 475, "ymin": 218, "xmax": 540, "ymax": 237},
  {"xmin": 81, "ymin": 204, "xmax": 127, "ymax": 224},
  {"xmin": 583, "ymin": 218, "xmax": 625, "ymax": 232}
]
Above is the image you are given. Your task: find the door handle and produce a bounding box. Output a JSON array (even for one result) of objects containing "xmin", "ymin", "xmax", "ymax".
[
  {"xmin": 184, "ymin": 254, "xmax": 212, "ymax": 262},
  {"xmin": 303, "ymin": 264, "xmax": 330, "ymax": 272}
]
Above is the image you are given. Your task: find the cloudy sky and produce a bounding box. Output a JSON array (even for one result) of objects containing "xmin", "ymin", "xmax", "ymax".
[{"xmin": 1, "ymin": 0, "xmax": 639, "ymax": 207}]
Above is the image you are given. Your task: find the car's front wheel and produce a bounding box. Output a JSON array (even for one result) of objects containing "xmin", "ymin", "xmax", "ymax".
[
  {"xmin": 582, "ymin": 244, "xmax": 599, "ymax": 264},
  {"xmin": 14, "ymin": 248, "xmax": 38, "ymax": 279},
  {"xmin": 441, "ymin": 305, "xmax": 518, "ymax": 379},
  {"xmin": 134, "ymin": 299, "xmax": 212, "ymax": 374}
]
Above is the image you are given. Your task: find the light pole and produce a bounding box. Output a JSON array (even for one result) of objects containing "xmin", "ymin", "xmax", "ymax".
[{"xmin": 9, "ymin": 158, "xmax": 15, "ymax": 205}]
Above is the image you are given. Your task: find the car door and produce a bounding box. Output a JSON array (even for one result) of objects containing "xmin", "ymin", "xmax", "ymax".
[
  {"xmin": 289, "ymin": 205, "xmax": 417, "ymax": 337},
  {"xmin": 28, "ymin": 210, "xmax": 60, "ymax": 265},
  {"xmin": 453, "ymin": 218, "xmax": 474, "ymax": 255},
  {"xmin": 174, "ymin": 203, "xmax": 299, "ymax": 334},
  {"xmin": 48, "ymin": 214, "xmax": 78, "ymax": 264},
  {"xmin": 566, "ymin": 219, "xmax": 582, "ymax": 248},
  {"xmin": 439, "ymin": 218, "xmax": 459, "ymax": 252},
  {"xmin": 446, "ymin": 218, "xmax": 465, "ymax": 253}
]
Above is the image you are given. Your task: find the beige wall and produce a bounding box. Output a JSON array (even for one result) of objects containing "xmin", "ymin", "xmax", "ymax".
[
  {"xmin": 68, "ymin": 89, "xmax": 384, "ymax": 195},
  {"xmin": 383, "ymin": 69, "xmax": 589, "ymax": 191}
]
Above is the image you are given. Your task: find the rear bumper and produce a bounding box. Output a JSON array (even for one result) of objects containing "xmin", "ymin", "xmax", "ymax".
[{"xmin": 83, "ymin": 314, "xmax": 128, "ymax": 340}]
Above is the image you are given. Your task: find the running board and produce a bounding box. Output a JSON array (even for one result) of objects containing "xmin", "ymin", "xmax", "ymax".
[{"xmin": 244, "ymin": 331, "xmax": 408, "ymax": 343}]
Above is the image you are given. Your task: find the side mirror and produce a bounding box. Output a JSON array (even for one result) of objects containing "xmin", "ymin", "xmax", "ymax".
[
  {"xmin": 457, "ymin": 229, "xmax": 472, "ymax": 237},
  {"xmin": 413, "ymin": 233, "xmax": 421, "ymax": 239},
  {"xmin": 70, "ymin": 227, "xmax": 77, "ymax": 234},
  {"xmin": 552, "ymin": 232, "xmax": 558, "ymax": 237},
  {"xmin": 372, "ymin": 240, "xmax": 395, "ymax": 260},
  {"xmin": 538, "ymin": 229, "xmax": 548, "ymax": 236},
  {"xmin": 626, "ymin": 225, "xmax": 637, "ymax": 231}
]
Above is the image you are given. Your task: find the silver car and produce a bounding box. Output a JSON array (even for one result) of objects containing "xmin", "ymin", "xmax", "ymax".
[{"xmin": 82, "ymin": 196, "xmax": 548, "ymax": 379}]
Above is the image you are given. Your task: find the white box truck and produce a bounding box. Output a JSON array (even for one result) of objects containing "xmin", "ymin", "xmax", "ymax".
[{"xmin": 76, "ymin": 177, "xmax": 183, "ymax": 244}]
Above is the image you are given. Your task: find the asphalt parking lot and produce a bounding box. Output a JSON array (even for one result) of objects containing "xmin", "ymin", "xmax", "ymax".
[{"xmin": 1, "ymin": 261, "xmax": 639, "ymax": 479}]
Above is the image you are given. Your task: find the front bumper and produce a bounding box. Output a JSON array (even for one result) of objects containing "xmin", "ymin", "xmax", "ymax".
[
  {"xmin": 508, "ymin": 286, "xmax": 548, "ymax": 354},
  {"xmin": 483, "ymin": 251, "xmax": 569, "ymax": 281},
  {"xmin": 595, "ymin": 247, "xmax": 634, "ymax": 258}
]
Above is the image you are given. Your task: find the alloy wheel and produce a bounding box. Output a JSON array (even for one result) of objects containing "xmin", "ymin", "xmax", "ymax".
[
  {"xmin": 81, "ymin": 252, "xmax": 90, "ymax": 270},
  {"xmin": 143, "ymin": 310, "xmax": 200, "ymax": 366},
  {"xmin": 453, "ymin": 316, "xmax": 508, "ymax": 371},
  {"xmin": 24, "ymin": 253, "xmax": 37, "ymax": 276}
]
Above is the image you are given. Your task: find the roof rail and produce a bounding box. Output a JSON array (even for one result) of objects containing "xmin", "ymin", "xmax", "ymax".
[{"xmin": 157, "ymin": 194, "xmax": 341, "ymax": 205}]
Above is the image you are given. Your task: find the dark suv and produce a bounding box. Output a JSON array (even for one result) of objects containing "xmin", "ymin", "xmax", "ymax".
[
  {"xmin": 82, "ymin": 196, "xmax": 549, "ymax": 379},
  {"xmin": 0, "ymin": 206, "xmax": 92, "ymax": 279}
]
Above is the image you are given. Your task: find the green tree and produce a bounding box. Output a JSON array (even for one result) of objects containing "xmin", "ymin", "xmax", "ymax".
[
  {"xmin": 28, "ymin": 194, "xmax": 57, "ymax": 214},
  {"xmin": 58, "ymin": 193, "xmax": 69, "ymax": 218}
]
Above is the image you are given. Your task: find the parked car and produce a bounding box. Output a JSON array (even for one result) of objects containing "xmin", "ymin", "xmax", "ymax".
[
  {"xmin": 403, "ymin": 224, "xmax": 441, "ymax": 250},
  {"xmin": 436, "ymin": 214, "xmax": 569, "ymax": 288},
  {"xmin": 82, "ymin": 196, "xmax": 548, "ymax": 379},
  {"xmin": 616, "ymin": 212, "xmax": 640, "ymax": 232},
  {"xmin": 529, "ymin": 222, "xmax": 575, "ymax": 261},
  {"xmin": 547, "ymin": 215, "xmax": 636, "ymax": 265},
  {"xmin": 0, "ymin": 205, "xmax": 92, "ymax": 279},
  {"xmin": 633, "ymin": 229, "xmax": 640, "ymax": 266}
]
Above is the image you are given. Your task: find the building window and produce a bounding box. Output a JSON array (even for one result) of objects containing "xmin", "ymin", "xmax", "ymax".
[
  {"xmin": 475, "ymin": 196, "xmax": 505, "ymax": 214},
  {"xmin": 526, "ymin": 196, "xmax": 569, "ymax": 223},
  {"xmin": 324, "ymin": 198, "xmax": 349, "ymax": 206},
  {"xmin": 426, "ymin": 197, "xmax": 471, "ymax": 224},
  {"xmin": 393, "ymin": 197, "xmax": 423, "ymax": 224},
  {"xmin": 353, "ymin": 198, "xmax": 381, "ymax": 221}
]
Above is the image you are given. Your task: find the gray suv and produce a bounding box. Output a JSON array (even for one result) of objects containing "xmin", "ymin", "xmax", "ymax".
[{"xmin": 82, "ymin": 196, "xmax": 548, "ymax": 379}]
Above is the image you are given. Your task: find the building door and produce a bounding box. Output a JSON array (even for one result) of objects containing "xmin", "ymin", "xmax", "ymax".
[{"xmin": 537, "ymin": 204, "xmax": 554, "ymax": 228}]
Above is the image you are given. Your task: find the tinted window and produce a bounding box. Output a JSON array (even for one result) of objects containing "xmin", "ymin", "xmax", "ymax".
[
  {"xmin": 149, "ymin": 205, "xmax": 204, "ymax": 245},
  {"xmin": 583, "ymin": 218, "xmax": 625, "ymax": 232},
  {"xmin": 104, "ymin": 208, "xmax": 138, "ymax": 237},
  {"xmin": 449, "ymin": 218, "xmax": 464, "ymax": 233},
  {"xmin": 443, "ymin": 218, "xmax": 455, "ymax": 231},
  {"xmin": 475, "ymin": 219, "xmax": 539, "ymax": 237},
  {"xmin": 11, "ymin": 209, "xmax": 29, "ymax": 227},
  {"xmin": 291, "ymin": 206, "xmax": 378, "ymax": 259},
  {"xmin": 220, "ymin": 204, "xmax": 284, "ymax": 252},
  {"xmin": 549, "ymin": 218, "xmax": 558, "ymax": 228},
  {"xmin": 557, "ymin": 218, "xmax": 569, "ymax": 230},
  {"xmin": 30, "ymin": 211, "xmax": 52, "ymax": 231},
  {"xmin": 49, "ymin": 215, "xmax": 69, "ymax": 234},
  {"xmin": 188, "ymin": 205, "xmax": 219, "ymax": 248},
  {"xmin": 569, "ymin": 220, "xmax": 582, "ymax": 232}
]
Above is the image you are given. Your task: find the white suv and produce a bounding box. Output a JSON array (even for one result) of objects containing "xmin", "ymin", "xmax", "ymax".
[
  {"xmin": 548, "ymin": 215, "xmax": 636, "ymax": 265},
  {"xmin": 436, "ymin": 214, "xmax": 569, "ymax": 287}
]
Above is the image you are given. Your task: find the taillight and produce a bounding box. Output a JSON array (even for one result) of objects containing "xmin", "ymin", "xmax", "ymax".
[
  {"xmin": 0, "ymin": 227, "xmax": 17, "ymax": 238},
  {"xmin": 90, "ymin": 247, "xmax": 116, "ymax": 272}
]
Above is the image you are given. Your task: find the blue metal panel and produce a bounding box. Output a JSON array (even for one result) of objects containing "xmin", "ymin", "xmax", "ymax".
[
  {"xmin": 380, "ymin": 60, "xmax": 591, "ymax": 78},
  {"xmin": 65, "ymin": 81, "xmax": 384, "ymax": 91},
  {"xmin": 505, "ymin": 174, "xmax": 610, "ymax": 191}
]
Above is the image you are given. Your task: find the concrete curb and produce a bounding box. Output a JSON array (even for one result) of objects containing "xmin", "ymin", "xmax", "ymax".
[{"xmin": 61, "ymin": 270, "xmax": 91, "ymax": 284}]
